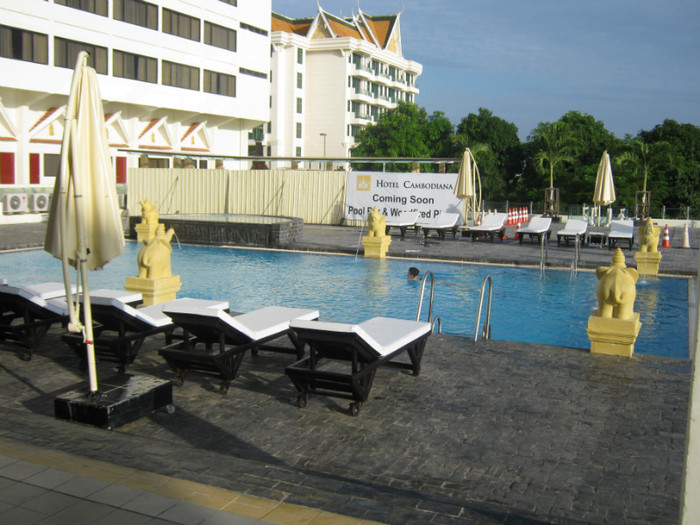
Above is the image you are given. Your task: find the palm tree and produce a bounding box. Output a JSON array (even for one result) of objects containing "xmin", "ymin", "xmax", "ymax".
[
  {"xmin": 533, "ymin": 121, "xmax": 577, "ymax": 189},
  {"xmin": 616, "ymin": 139, "xmax": 672, "ymax": 193},
  {"xmin": 616, "ymin": 139, "xmax": 673, "ymax": 218}
]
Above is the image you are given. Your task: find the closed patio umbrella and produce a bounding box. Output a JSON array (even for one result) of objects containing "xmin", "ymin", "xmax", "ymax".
[
  {"xmin": 593, "ymin": 150, "xmax": 615, "ymax": 226},
  {"xmin": 454, "ymin": 148, "xmax": 481, "ymax": 224},
  {"xmin": 44, "ymin": 51, "xmax": 124, "ymax": 394}
]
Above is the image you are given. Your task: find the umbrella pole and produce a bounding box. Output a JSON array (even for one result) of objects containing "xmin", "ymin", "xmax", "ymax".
[{"xmin": 79, "ymin": 260, "xmax": 99, "ymax": 394}]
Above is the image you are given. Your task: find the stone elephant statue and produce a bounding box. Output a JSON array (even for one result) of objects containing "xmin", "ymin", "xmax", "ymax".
[
  {"xmin": 137, "ymin": 228, "xmax": 175, "ymax": 279},
  {"xmin": 595, "ymin": 248, "xmax": 639, "ymax": 319}
]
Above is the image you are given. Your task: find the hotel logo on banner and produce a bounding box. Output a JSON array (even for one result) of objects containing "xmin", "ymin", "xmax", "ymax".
[
  {"xmin": 344, "ymin": 171, "xmax": 462, "ymax": 221},
  {"xmin": 356, "ymin": 175, "xmax": 371, "ymax": 191}
]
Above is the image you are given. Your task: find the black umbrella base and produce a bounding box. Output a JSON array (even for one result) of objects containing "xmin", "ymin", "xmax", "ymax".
[{"xmin": 54, "ymin": 374, "xmax": 173, "ymax": 429}]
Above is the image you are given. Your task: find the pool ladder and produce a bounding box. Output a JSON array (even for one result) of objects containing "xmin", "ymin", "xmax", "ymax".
[
  {"xmin": 473, "ymin": 276, "xmax": 493, "ymax": 341},
  {"xmin": 570, "ymin": 234, "xmax": 581, "ymax": 276},
  {"xmin": 415, "ymin": 271, "xmax": 442, "ymax": 333},
  {"xmin": 539, "ymin": 234, "xmax": 548, "ymax": 276}
]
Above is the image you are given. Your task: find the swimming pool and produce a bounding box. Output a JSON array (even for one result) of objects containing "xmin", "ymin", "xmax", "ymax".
[{"xmin": 0, "ymin": 243, "xmax": 690, "ymax": 358}]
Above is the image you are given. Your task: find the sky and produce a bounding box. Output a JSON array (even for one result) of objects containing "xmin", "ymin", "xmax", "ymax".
[{"xmin": 271, "ymin": 0, "xmax": 700, "ymax": 140}]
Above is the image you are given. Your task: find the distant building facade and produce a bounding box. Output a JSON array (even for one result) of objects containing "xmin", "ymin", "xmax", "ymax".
[
  {"xmin": 0, "ymin": 0, "xmax": 270, "ymax": 200},
  {"xmin": 268, "ymin": 7, "xmax": 422, "ymax": 168}
]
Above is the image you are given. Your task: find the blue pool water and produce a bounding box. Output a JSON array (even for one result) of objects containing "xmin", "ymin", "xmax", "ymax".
[{"xmin": 0, "ymin": 243, "xmax": 690, "ymax": 358}]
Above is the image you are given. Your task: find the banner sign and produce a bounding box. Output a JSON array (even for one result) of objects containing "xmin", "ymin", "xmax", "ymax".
[{"xmin": 344, "ymin": 171, "xmax": 463, "ymax": 221}]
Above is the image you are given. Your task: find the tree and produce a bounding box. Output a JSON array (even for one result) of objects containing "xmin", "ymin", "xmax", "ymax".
[
  {"xmin": 454, "ymin": 108, "xmax": 520, "ymax": 200},
  {"xmin": 531, "ymin": 121, "xmax": 577, "ymax": 189},
  {"xmin": 351, "ymin": 102, "xmax": 454, "ymax": 172}
]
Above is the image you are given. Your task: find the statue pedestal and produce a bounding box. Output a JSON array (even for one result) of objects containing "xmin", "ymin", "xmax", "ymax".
[
  {"xmin": 586, "ymin": 313, "xmax": 642, "ymax": 358},
  {"xmin": 135, "ymin": 223, "xmax": 164, "ymax": 244},
  {"xmin": 362, "ymin": 235, "xmax": 392, "ymax": 258},
  {"xmin": 634, "ymin": 251, "xmax": 662, "ymax": 277},
  {"xmin": 124, "ymin": 275, "xmax": 181, "ymax": 306}
]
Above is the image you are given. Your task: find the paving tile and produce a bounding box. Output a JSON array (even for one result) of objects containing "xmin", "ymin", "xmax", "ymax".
[
  {"xmin": 52, "ymin": 498, "xmax": 115, "ymax": 524},
  {"xmin": 121, "ymin": 490, "xmax": 179, "ymax": 516},
  {"xmin": 0, "ymin": 480, "xmax": 47, "ymax": 505},
  {"xmin": 19, "ymin": 489, "xmax": 82, "ymax": 515},
  {"xmin": 157, "ymin": 499, "xmax": 218, "ymax": 524},
  {"xmin": 91, "ymin": 507, "xmax": 154, "ymax": 525}
]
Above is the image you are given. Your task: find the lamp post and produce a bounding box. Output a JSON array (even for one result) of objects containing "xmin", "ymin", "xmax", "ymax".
[{"xmin": 320, "ymin": 132, "xmax": 327, "ymax": 170}]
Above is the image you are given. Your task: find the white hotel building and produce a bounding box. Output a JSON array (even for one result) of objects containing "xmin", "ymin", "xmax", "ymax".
[
  {"xmin": 268, "ymin": 7, "xmax": 422, "ymax": 167},
  {"xmin": 0, "ymin": 1, "xmax": 422, "ymax": 213},
  {"xmin": 0, "ymin": 0, "xmax": 270, "ymax": 212}
]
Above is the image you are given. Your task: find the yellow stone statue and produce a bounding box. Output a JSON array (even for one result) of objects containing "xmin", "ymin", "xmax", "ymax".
[
  {"xmin": 367, "ymin": 206, "xmax": 387, "ymax": 237},
  {"xmin": 137, "ymin": 228, "xmax": 175, "ymax": 279},
  {"xmin": 140, "ymin": 198, "xmax": 159, "ymax": 225},
  {"xmin": 638, "ymin": 217, "xmax": 660, "ymax": 253},
  {"xmin": 595, "ymin": 248, "xmax": 639, "ymax": 319},
  {"xmin": 362, "ymin": 206, "xmax": 391, "ymax": 257}
]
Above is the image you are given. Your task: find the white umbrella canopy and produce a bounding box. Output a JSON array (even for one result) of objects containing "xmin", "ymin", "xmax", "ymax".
[
  {"xmin": 454, "ymin": 148, "xmax": 482, "ymax": 223},
  {"xmin": 593, "ymin": 150, "xmax": 616, "ymax": 226},
  {"xmin": 44, "ymin": 51, "xmax": 124, "ymax": 393}
]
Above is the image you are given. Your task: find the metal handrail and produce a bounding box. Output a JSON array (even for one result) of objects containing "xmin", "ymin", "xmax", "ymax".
[
  {"xmin": 473, "ymin": 275, "xmax": 493, "ymax": 341},
  {"xmin": 570, "ymin": 234, "xmax": 580, "ymax": 276},
  {"xmin": 539, "ymin": 233, "xmax": 549, "ymax": 276},
  {"xmin": 416, "ymin": 271, "xmax": 435, "ymax": 323}
]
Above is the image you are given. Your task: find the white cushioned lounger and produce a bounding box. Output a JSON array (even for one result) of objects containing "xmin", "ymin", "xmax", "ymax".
[
  {"xmin": 286, "ymin": 316, "xmax": 432, "ymax": 415},
  {"xmin": 159, "ymin": 304, "xmax": 320, "ymax": 392},
  {"xmin": 518, "ymin": 216, "xmax": 552, "ymax": 244},
  {"xmin": 0, "ymin": 282, "xmax": 75, "ymax": 359}
]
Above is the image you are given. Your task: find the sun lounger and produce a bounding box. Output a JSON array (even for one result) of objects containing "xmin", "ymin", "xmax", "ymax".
[
  {"xmin": 159, "ymin": 305, "xmax": 319, "ymax": 393},
  {"xmin": 62, "ymin": 292, "xmax": 226, "ymax": 372},
  {"xmin": 285, "ymin": 317, "xmax": 431, "ymax": 416},
  {"xmin": 0, "ymin": 282, "xmax": 71, "ymax": 360},
  {"xmin": 417, "ymin": 212, "xmax": 461, "ymax": 240},
  {"xmin": 518, "ymin": 216, "xmax": 552, "ymax": 245},
  {"xmin": 463, "ymin": 213, "xmax": 507, "ymax": 242},
  {"xmin": 556, "ymin": 219, "xmax": 589, "ymax": 246},
  {"xmin": 385, "ymin": 211, "xmax": 420, "ymax": 238},
  {"xmin": 607, "ymin": 219, "xmax": 635, "ymax": 250}
]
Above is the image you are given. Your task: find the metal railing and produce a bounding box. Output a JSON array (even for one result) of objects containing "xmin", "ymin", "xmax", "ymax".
[
  {"xmin": 473, "ymin": 276, "xmax": 493, "ymax": 341},
  {"xmin": 416, "ymin": 271, "xmax": 441, "ymax": 333}
]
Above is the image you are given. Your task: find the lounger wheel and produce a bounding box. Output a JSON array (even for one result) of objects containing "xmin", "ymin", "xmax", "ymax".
[
  {"xmin": 297, "ymin": 394, "xmax": 308, "ymax": 408},
  {"xmin": 219, "ymin": 382, "xmax": 230, "ymax": 394},
  {"xmin": 21, "ymin": 350, "xmax": 32, "ymax": 361},
  {"xmin": 350, "ymin": 401, "xmax": 362, "ymax": 416},
  {"xmin": 164, "ymin": 404, "xmax": 175, "ymax": 414}
]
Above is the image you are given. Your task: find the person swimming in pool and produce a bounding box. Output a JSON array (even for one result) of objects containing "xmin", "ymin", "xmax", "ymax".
[{"xmin": 407, "ymin": 267, "xmax": 420, "ymax": 281}]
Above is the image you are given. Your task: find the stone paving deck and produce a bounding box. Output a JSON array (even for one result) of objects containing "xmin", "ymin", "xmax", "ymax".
[{"xmin": 0, "ymin": 220, "xmax": 696, "ymax": 524}]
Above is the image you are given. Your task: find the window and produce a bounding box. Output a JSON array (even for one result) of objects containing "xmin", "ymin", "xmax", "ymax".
[
  {"xmin": 266, "ymin": 122, "xmax": 271, "ymax": 133},
  {"xmin": 163, "ymin": 9, "xmax": 200, "ymax": 42},
  {"xmin": 239, "ymin": 67, "xmax": 267, "ymax": 79},
  {"xmin": 296, "ymin": 48, "xmax": 303, "ymax": 64},
  {"xmin": 44, "ymin": 154, "xmax": 60, "ymax": 178},
  {"xmin": 204, "ymin": 21, "xmax": 235, "ymax": 51},
  {"xmin": 113, "ymin": 0, "xmax": 157, "ymax": 30},
  {"xmin": 163, "ymin": 60, "xmax": 199, "ymax": 91},
  {"xmin": 54, "ymin": 0, "xmax": 107, "ymax": 16},
  {"xmin": 296, "ymin": 72, "xmax": 302, "ymax": 89},
  {"xmin": 296, "ymin": 97, "xmax": 302, "ymax": 114},
  {"xmin": 240, "ymin": 22, "xmax": 268, "ymax": 36},
  {"xmin": 296, "ymin": 147, "xmax": 302, "ymax": 157},
  {"xmin": 0, "ymin": 25, "xmax": 48, "ymax": 64},
  {"xmin": 248, "ymin": 125, "xmax": 263, "ymax": 141},
  {"xmin": 203, "ymin": 70, "xmax": 235, "ymax": 97},
  {"xmin": 113, "ymin": 49, "xmax": 157, "ymax": 83},
  {"xmin": 55, "ymin": 37, "xmax": 107, "ymax": 74},
  {"xmin": 296, "ymin": 122, "xmax": 302, "ymax": 139}
]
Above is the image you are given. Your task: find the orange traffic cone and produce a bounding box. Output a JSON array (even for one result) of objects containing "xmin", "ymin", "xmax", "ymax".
[
  {"xmin": 661, "ymin": 224, "xmax": 671, "ymax": 248},
  {"xmin": 681, "ymin": 223, "xmax": 690, "ymax": 248},
  {"xmin": 476, "ymin": 213, "xmax": 482, "ymax": 226},
  {"xmin": 507, "ymin": 208, "xmax": 513, "ymax": 226},
  {"xmin": 515, "ymin": 222, "xmax": 521, "ymax": 240},
  {"xmin": 523, "ymin": 207, "xmax": 529, "ymax": 223}
]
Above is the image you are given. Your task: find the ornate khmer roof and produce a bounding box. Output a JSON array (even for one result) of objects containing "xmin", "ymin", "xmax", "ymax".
[{"xmin": 272, "ymin": 5, "xmax": 402, "ymax": 55}]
